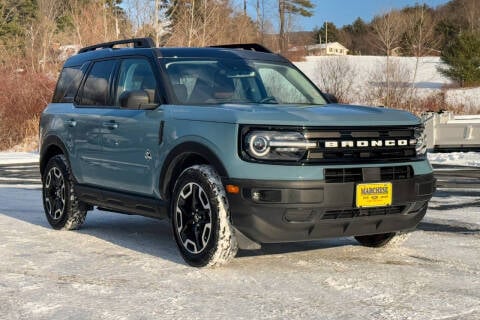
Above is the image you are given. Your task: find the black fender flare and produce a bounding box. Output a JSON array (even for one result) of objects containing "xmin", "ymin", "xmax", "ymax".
[
  {"xmin": 39, "ymin": 135, "xmax": 69, "ymax": 175},
  {"xmin": 159, "ymin": 142, "xmax": 228, "ymax": 200}
]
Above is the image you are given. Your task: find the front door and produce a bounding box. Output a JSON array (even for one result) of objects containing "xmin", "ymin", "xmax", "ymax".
[{"xmin": 99, "ymin": 58, "xmax": 163, "ymax": 196}]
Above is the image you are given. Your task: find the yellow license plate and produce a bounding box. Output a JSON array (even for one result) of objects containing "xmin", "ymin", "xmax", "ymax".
[{"xmin": 356, "ymin": 182, "xmax": 392, "ymax": 208}]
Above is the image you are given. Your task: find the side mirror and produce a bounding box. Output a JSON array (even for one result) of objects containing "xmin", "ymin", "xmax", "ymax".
[
  {"xmin": 324, "ymin": 93, "xmax": 339, "ymax": 104},
  {"xmin": 119, "ymin": 90, "xmax": 157, "ymax": 110}
]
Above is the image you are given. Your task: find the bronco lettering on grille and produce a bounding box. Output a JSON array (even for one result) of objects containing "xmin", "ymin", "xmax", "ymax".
[{"xmin": 324, "ymin": 139, "xmax": 413, "ymax": 148}]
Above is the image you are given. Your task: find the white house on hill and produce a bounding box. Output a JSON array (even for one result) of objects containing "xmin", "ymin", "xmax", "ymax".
[{"xmin": 306, "ymin": 42, "xmax": 349, "ymax": 56}]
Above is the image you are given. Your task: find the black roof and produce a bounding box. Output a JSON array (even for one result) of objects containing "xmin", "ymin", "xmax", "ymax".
[
  {"xmin": 64, "ymin": 45, "xmax": 288, "ymax": 68},
  {"xmin": 158, "ymin": 47, "xmax": 288, "ymax": 62}
]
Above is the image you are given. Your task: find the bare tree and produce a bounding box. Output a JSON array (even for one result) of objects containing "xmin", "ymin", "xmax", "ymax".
[
  {"xmin": 371, "ymin": 10, "xmax": 405, "ymax": 107},
  {"xmin": 127, "ymin": 0, "xmax": 170, "ymax": 45},
  {"xmin": 365, "ymin": 58, "xmax": 413, "ymax": 110},
  {"xmin": 315, "ymin": 57, "xmax": 355, "ymax": 103},
  {"xmin": 167, "ymin": 0, "xmax": 220, "ymax": 47},
  {"xmin": 404, "ymin": 5, "xmax": 438, "ymax": 111},
  {"xmin": 69, "ymin": 1, "xmax": 108, "ymax": 46},
  {"xmin": 460, "ymin": 0, "xmax": 480, "ymax": 32},
  {"xmin": 67, "ymin": 1, "xmax": 129, "ymax": 47},
  {"xmin": 38, "ymin": 0, "xmax": 63, "ymax": 71},
  {"xmin": 255, "ymin": 0, "xmax": 265, "ymax": 42},
  {"xmin": 23, "ymin": 0, "xmax": 65, "ymax": 72},
  {"xmin": 166, "ymin": 0, "xmax": 257, "ymax": 47}
]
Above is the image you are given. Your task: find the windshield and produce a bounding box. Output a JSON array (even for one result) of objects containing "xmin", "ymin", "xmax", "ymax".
[{"xmin": 162, "ymin": 58, "xmax": 326, "ymax": 106}]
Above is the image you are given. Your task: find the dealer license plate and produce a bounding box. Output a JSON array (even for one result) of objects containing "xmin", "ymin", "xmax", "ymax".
[{"xmin": 356, "ymin": 182, "xmax": 392, "ymax": 208}]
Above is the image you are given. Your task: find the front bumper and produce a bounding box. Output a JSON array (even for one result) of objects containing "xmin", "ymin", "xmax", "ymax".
[{"xmin": 225, "ymin": 173, "xmax": 435, "ymax": 243}]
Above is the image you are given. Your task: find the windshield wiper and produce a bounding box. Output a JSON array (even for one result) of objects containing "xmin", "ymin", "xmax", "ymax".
[{"xmin": 258, "ymin": 96, "xmax": 278, "ymax": 104}]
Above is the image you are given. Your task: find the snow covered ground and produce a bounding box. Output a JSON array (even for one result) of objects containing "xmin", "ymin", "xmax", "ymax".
[
  {"xmin": 0, "ymin": 153, "xmax": 479, "ymax": 319},
  {"xmin": 0, "ymin": 152, "xmax": 38, "ymax": 165},
  {"xmin": 295, "ymin": 56, "xmax": 480, "ymax": 113},
  {"xmin": 428, "ymin": 152, "xmax": 480, "ymax": 167}
]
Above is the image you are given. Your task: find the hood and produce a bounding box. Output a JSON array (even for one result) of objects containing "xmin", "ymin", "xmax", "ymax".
[{"xmin": 167, "ymin": 103, "xmax": 421, "ymax": 127}]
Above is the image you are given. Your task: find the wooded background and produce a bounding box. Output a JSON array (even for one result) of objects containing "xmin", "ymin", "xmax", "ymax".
[{"xmin": 0, "ymin": 0, "xmax": 479, "ymax": 150}]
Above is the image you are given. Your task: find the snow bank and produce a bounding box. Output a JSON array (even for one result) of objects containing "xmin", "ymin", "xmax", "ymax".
[
  {"xmin": 428, "ymin": 152, "xmax": 480, "ymax": 167},
  {"xmin": 445, "ymin": 87, "xmax": 480, "ymax": 113}
]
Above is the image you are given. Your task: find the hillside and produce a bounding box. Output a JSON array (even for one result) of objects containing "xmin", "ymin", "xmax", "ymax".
[{"xmin": 296, "ymin": 55, "xmax": 480, "ymax": 113}]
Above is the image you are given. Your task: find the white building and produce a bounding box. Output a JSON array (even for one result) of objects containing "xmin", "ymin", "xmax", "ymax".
[{"xmin": 306, "ymin": 42, "xmax": 349, "ymax": 56}]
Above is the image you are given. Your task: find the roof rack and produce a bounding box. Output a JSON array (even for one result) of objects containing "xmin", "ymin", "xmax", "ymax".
[
  {"xmin": 209, "ymin": 43, "xmax": 273, "ymax": 53},
  {"xmin": 78, "ymin": 38, "xmax": 155, "ymax": 54}
]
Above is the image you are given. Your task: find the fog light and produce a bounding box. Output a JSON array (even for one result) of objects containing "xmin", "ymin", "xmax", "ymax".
[
  {"xmin": 252, "ymin": 191, "xmax": 261, "ymax": 201},
  {"xmin": 251, "ymin": 189, "xmax": 282, "ymax": 202}
]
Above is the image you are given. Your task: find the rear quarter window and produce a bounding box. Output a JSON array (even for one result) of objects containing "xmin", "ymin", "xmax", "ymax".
[{"xmin": 52, "ymin": 65, "xmax": 86, "ymax": 103}]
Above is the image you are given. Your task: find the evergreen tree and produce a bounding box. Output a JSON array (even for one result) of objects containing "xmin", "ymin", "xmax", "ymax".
[
  {"xmin": 0, "ymin": 0, "xmax": 36, "ymax": 41},
  {"xmin": 278, "ymin": 0, "xmax": 314, "ymax": 53},
  {"xmin": 439, "ymin": 31, "xmax": 480, "ymax": 87},
  {"xmin": 314, "ymin": 21, "xmax": 340, "ymax": 44},
  {"xmin": 341, "ymin": 17, "xmax": 372, "ymax": 55}
]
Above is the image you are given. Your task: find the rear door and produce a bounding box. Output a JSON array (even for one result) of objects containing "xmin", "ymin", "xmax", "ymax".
[{"xmin": 72, "ymin": 59, "xmax": 118, "ymax": 186}]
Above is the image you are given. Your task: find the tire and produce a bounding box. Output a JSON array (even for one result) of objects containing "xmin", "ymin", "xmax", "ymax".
[
  {"xmin": 42, "ymin": 155, "xmax": 87, "ymax": 230},
  {"xmin": 354, "ymin": 232, "xmax": 410, "ymax": 248},
  {"xmin": 171, "ymin": 165, "xmax": 238, "ymax": 267}
]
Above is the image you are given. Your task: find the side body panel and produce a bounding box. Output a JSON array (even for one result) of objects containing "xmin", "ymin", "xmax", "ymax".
[{"xmin": 100, "ymin": 108, "xmax": 164, "ymax": 195}]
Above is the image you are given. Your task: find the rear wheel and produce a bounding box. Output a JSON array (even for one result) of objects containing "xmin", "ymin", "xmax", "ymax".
[
  {"xmin": 42, "ymin": 155, "xmax": 87, "ymax": 230},
  {"xmin": 171, "ymin": 165, "xmax": 238, "ymax": 267}
]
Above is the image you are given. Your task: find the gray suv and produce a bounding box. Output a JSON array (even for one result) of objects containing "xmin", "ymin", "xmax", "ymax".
[{"xmin": 40, "ymin": 38, "xmax": 435, "ymax": 267}]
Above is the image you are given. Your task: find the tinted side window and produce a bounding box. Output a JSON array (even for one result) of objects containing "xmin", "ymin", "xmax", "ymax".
[
  {"xmin": 52, "ymin": 66, "xmax": 85, "ymax": 103},
  {"xmin": 78, "ymin": 60, "xmax": 116, "ymax": 106},
  {"xmin": 115, "ymin": 58, "xmax": 158, "ymax": 106}
]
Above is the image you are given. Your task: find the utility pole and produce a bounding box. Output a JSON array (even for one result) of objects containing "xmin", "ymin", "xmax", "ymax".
[
  {"xmin": 325, "ymin": 21, "xmax": 328, "ymax": 44},
  {"xmin": 244, "ymin": 0, "xmax": 247, "ymax": 15}
]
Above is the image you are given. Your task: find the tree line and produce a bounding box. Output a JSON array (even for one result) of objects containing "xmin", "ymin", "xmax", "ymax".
[
  {"xmin": 0, "ymin": 0, "xmax": 478, "ymax": 83},
  {"xmin": 304, "ymin": 0, "xmax": 479, "ymax": 87},
  {"xmin": 0, "ymin": 0, "xmax": 317, "ymax": 72}
]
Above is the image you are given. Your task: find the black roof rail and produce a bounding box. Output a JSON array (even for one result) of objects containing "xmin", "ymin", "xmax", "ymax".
[
  {"xmin": 78, "ymin": 38, "xmax": 155, "ymax": 54},
  {"xmin": 209, "ymin": 43, "xmax": 273, "ymax": 53}
]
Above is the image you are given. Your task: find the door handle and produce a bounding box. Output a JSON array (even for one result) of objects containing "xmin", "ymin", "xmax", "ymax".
[
  {"xmin": 102, "ymin": 121, "xmax": 118, "ymax": 130},
  {"xmin": 65, "ymin": 119, "xmax": 77, "ymax": 127}
]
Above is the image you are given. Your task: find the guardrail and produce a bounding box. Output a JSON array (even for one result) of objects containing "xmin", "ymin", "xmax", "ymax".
[
  {"xmin": 433, "ymin": 165, "xmax": 480, "ymax": 189},
  {"xmin": 423, "ymin": 112, "xmax": 480, "ymax": 152}
]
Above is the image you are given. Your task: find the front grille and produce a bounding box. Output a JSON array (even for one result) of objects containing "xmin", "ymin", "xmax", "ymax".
[
  {"xmin": 304, "ymin": 127, "xmax": 418, "ymax": 163},
  {"xmin": 321, "ymin": 205, "xmax": 406, "ymax": 220},
  {"xmin": 325, "ymin": 168, "xmax": 362, "ymax": 183},
  {"xmin": 380, "ymin": 165, "xmax": 413, "ymax": 180},
  {"xmin": 324, "ymin": 166, "xmax": 413, "ymax": 183}
]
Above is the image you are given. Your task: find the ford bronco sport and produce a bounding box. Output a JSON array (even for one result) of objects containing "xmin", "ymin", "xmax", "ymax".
[{"xmin": 40, "ymin": 38, "xmax": 435, "ymax": 267}]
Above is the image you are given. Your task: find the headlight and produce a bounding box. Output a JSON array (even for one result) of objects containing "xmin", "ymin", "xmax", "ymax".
[
  {"xmin": 243, "ymin": 130, "xmax": 316, "ymax": 162},
  {"xmin": 414, "ymin": 126, "xmax": 427, "ymax": 157}
]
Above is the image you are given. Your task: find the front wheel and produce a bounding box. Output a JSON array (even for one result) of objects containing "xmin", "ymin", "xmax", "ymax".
[
  {"xmin": 355, "ymin": 232, "xmax": 410, "ymax": 248},
  {"xmin": 171, "ymin": 165, "xmax": 238, "ymax": 267}
]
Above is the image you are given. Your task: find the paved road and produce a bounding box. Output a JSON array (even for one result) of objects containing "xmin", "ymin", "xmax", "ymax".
[
  {"xmin": 1, "ymin": 162, "xmax": 478, "ymax": 189},
  {"xmin": 433, "ymin": 164, "xmax": 480, "ymax": 189},
  {"xmin": 0, "ymin": 162, "xmax": 40, "ymax": 186}
]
